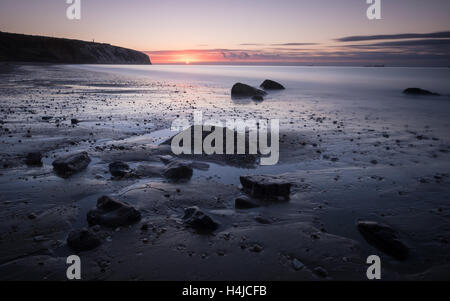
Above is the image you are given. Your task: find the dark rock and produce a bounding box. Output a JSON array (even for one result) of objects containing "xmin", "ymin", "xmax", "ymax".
[
  {"xmin": 71, "ymin": 119, "xmax": 79, "ymax": 125},
  {"xmin": 255, "ymin": 216, "xmax": 272, "ymax": 224},
  {"xmin": 33, "ymin": 235, "xmax": 47, "ymax": 242},
  {"xmin": 235, "ymin": 195, "xmax": 261, "ymax": 209},
  {"xmin": 87, "ymin": 196, "xmax": 141, "ymax": 228},
  {"xmin": 314, "ymin": 266, "xmax": 328, "ymax": 278},
  {"xmin": 403, "ymin": 88, "xmax": 440, "ymax": 96},
  {"xmin": 252, "ymin": 95, "xmax": 264, "ymax": 101},
  {"xmin": 67, "ymin": 228, "xmax": 101, "ymax": 252},
  {"xmin": 231, "ymin": 83, "xmax": 267, "ymax": 98},
  {"xmin": 162, "ymin": 161, "xmax": 193, "ymax": 180},
  {"xmin": 41, "ymin": 116, "xmax": 53, "ymax": 121},
  {"xmin": 357, "ymin": 221, "xmax": 409, "ymax": 260},
  {"xmin": 183, "ymin": 206, "xmax": 219, "ymax": 232},
  {"xmin": 260, "ymin": 79, "xmax": 285, "ymax": 90},
  {"xmin": 292, "ymin": 258, "xmax": 305, "ymax": 271},
  {"xmin": 25, "ymin": 152, "xmax": 42, "ymax": 166},
  {"xmin": 240, "ymin": 175, "xmax": 291, "ymax": 201},
  {"xmin": 109, "ymin": 161, "xmax": 131, "ymax": 178},
  {"xmin": 249, "ymin": 244, "xmax": 263, "ymax": 253},
  {"xmin": 140, "ymin": 223, "xmax": 149, "ymax": 231},
  {"xmin": 52, "ymin": 152, "xmax": 91, "ymax": 177}
]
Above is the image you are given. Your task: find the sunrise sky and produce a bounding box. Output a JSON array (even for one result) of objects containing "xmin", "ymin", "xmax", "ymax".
[{"xmin": 1, "ymin": 0, "xmax": 449, "ymax": 66}]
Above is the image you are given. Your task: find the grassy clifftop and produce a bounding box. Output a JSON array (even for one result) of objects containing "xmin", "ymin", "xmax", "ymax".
[{"xmin": 0, "ymin": 32, "xmax": 151, "ymax": 64}]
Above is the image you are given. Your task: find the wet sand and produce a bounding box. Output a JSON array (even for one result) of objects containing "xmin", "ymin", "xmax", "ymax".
[{"xmin": 0, "ymin": 63, "xmax": 449, "ymax": 280}]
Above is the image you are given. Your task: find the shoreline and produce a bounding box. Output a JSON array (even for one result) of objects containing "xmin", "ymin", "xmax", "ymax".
[{"xmin": 0, "ymin": 63, "xmax": 449, "ymax": 280}]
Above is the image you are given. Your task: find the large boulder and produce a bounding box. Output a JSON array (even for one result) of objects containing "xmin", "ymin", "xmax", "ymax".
[
  {"xmin": 183, "ymin": 206, "xmax": 219, "ymax": 232},
  {"xmin": 260, "ymin": 79, "xmax": 285, "ymax": 90},
  {"xmin": 403, "ymin": 88, "xmax": 440, "ymax": 96},
  {"xmin": 52, "ymin": 152, "xmax": 91, "ymax": 177},
  {"xmin": 240, "ymin": 175, "xmax": 291, "ymax": 201},
  {"xmin": 231, "ymin": 83, "xmax": 267, "ymax": 98},
  {"xmin": 67, "ymin": 228, "xmax": 101, "ymax": 252},
  {"xmin": 357, "ymin": 221, "xmax": 409, "ymax": 260},
  {"xmin": 161, "ymin": 125, "xmax": 260, "ymax": 168},
  {"xmin": 87, "ymin": 196, "xmax": 141, "ymax": 228},
  {"xmin": 162, "ymin": 161, "xmax": 193, "ymax": 180}
]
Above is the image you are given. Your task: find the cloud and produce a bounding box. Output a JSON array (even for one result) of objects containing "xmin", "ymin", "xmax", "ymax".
[
  {"xmin": 239, "ymin": 43, "xmax": 318, "ymax": 47},
  {"xmin": 336, "ymin": 31, "xmax": 450, "ymax": 42},
  {"xmin": 270, "ymin": 43, "xmax": 318, "ymax": 46},
  {"xmin": 337, "ymin": 39, "xmax": 450, "ymax": 57},
  {"xmin": 144, "ymin": 33, "xmax": 450, "ymax": 66},
  {"xmin": 221, "ymin": 51, "xmax": 250, "ymax": 59},
  {"xmin": 350, "ymin": 39, "xmax": 450, "ymax": 47},
  {"xmin": 239, "ymin": 43, "xmax": 265, "ymax": 46}
]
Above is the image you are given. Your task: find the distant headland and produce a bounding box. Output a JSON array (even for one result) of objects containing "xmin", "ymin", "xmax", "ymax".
[{"xmin": 0, "ymin": 32, "xmax": 151, "ymax": 65}]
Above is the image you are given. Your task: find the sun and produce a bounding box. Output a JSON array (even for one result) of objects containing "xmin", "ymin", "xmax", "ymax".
[{"xmin": 185, "ymin": 59, "xmax": 191, "ymax": 65}]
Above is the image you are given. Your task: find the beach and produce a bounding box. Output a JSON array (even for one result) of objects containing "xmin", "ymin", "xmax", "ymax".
[{"xmin": 0, "ymin": 63, "xmax": 449, "ymax": 280}]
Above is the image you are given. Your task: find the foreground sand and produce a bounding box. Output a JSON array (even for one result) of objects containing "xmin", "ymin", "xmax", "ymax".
[{"xmin": 0, "ymin": 64, "xmax": 449, "ymax": 280}]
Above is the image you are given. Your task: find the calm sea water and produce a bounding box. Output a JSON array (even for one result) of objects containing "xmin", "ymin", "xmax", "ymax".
[
  {"xmin": 73, "ymin": 64, "xmax": 450, "ymax": 96},
  {"xmin": 71, "ymin": 65, "xmax": 450, "ymax": 130}
]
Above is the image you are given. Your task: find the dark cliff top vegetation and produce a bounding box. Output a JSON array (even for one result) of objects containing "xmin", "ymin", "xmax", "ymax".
[{"xmin": 0, "ymin": 31, "xmax": 151, "ymax": 65}]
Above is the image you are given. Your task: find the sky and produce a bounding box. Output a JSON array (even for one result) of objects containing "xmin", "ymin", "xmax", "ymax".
[{"xmin": 1, "ymin": 0, "xmax": 450, "ymax": 66}]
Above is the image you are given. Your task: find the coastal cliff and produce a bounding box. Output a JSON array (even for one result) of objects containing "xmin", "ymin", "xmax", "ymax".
[{"xmin": 0, "ymin": 32, "xmax": 151, "ymax": 64}]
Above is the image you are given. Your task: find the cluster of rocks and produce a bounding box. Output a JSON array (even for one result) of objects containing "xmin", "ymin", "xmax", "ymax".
[
  {"xmin": 23, "ymin": 151, "xmax": 92, "ymax": 177},
  {"xmin": 231, "ymin": 79, "xmax": 285, "ymax": 101},
  {"xmin": 39, "ymin": 138, "xmax": 409, "ymax": 262},
  {"xmin": 26, "ymin": 144, "xmax": 200, "ymax": 181},
  {"xmin": 56, "ymin": 158, "xmax": 410, "ymax": 262},
  {"xmin": 232, "ymin": 176, "xmax": 411, "ymax": 262},
  {"xmin": 178, "ymin": 174, "xmax": 292, "ymax": 234}
]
